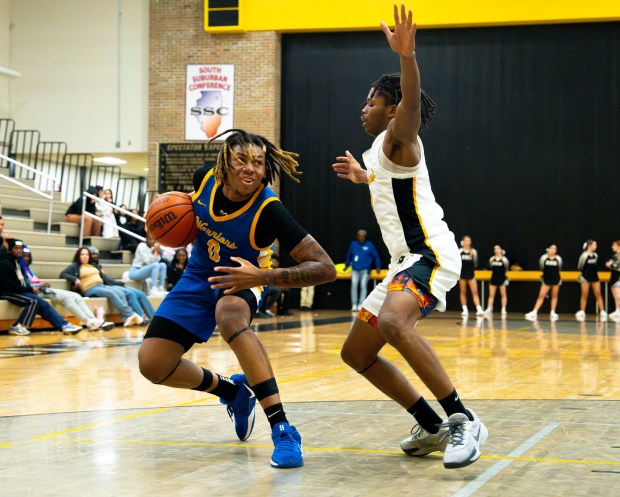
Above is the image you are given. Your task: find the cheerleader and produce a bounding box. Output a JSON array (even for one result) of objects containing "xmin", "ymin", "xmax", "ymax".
[
  {"xmin": 575, "ymin": 240, "xmax": 607, "ymax": 322},
  {"xmin": 458, "ymin": 236, "xmax": 484, "ymax": 317},
  {"xmin": 525, "ymin": 244, "xmax": 562, "ymax": 321},
  {"xmin": 484, "ymin": 245, "xmax": 509, "ymax": 317},
  {"xmin": 605, "ymin": 240, "xmax": 620, "ymax": 320}
]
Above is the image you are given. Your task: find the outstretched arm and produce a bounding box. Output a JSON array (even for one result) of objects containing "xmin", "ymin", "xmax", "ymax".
[{"xmin": 381, "ymin": 3, "xmax": 422, "ymax": 166}]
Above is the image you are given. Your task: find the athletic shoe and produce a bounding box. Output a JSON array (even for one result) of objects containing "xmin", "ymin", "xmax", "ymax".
[
  {"xmin": 443, "ymin": 409, "xmax": 488, "ymax": 469},
  {"xmin": 220, "ymin": 374, "xmax": 256, "ymax": 441},
  {"xmin": 483, "ymin": 308, "xmax": 492, "ymax": 318},
  {"xmin": 501, "ymin": 308, "xmax": 507, "ymax": 317},
  {"xmin": 8, "ymin": 324, "xmax": 31, "ymax": 336},
  {"xmin": 270, "ymin": 422, "xmax": 303, "ymax": 468},
  {"xmin": 123, "ymin": 313, "xmax": 143, "ymax": 327},
  {"xmin": 610, "ymin": 309, "xmax": 620, "ymax": 319},
  {"xmin": 62, "ymin": 323, "xmax": 82, "ymax": 335},
  {"xmin": 400, "ymin": 422, "xmax": 449, "ymax": 456},
  {"xmin": 575, "ymin": 310, "xmax": 586, "ymax": 322},
  {"xmin": 600, "ymin": 311, "xmax": 608, "ymax": 322},
  {"xmin": 475, "ymin": 307, "xmax": 485, "ymax": 316},
  {"xmin": 87, "ymin": 318, "xmax": 104, "ymax": 331},
  {"xmin": 461, "ymin": 308, "xmax": 469, "ymax": 317},
  {"xmin": 99, "ymin": 321, "xmax": 115, "ymax": 331},
  {"xmin": 524, "ymin": 310, "xmax": 537, "ymax": 321},
  {"xmin": 550, "ymin": 311, "xmax": 559, "ymax": 321},
  {"xmin": 351, "ymin": 305, "xmax": 359, "ymax": 312}
]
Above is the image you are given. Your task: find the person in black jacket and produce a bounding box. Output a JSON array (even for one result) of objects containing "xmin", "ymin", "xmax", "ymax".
[
  {"xmin": 60, "ymin": 247, "xmax": 143, "ymax": 327},
  {"xmin": 0, "ymin": 239, "xmax": 82, "ymax": 336},
  {"xmin": 166, "ymin": 248, "xmax": 188, "ymax": 291},
  {"xmin": 65, "ymin": 185, "xmax": 103, "ymax": 238},
  {"xmin": 119, "ymin": 208, "xmax": 146, "ymax": 253}
]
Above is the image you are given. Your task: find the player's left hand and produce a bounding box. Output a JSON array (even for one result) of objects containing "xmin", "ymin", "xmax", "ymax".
[{"xmin": 209, "ymin": 256, "xmax": 264, "ymax": 294}]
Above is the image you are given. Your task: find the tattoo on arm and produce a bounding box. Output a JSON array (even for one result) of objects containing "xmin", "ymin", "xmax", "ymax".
[{"xmin": 263, "ymin": 235, "xmax": 337, "ymax": 287}]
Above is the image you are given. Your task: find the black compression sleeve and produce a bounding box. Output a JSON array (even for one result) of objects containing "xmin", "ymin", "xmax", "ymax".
[{"xmin": 254, "ymin": 201, "xmax": 308, "ymax": 252}]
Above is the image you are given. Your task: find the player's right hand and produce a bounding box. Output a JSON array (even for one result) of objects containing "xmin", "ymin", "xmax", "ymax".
[{"xmin": 332, "ymin": 151, "xmax": 368, "ymax": 184}]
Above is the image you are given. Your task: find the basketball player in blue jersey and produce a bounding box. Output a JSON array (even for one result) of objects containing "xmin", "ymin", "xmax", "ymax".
[
  {"xmin": 138, "ymin": 129, "xmax": 336, "ymax": 469},
  {"xmin": 331, "ymin": 4, "xmax": 487, "ymax": 469},
  {"xmin": 525, "ymin": 244, "xmax": 563, "ymax": 321}
]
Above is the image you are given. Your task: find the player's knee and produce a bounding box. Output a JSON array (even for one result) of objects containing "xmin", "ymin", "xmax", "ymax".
[
  {"xmin": 340, "ymin": 343, "xmax": 372, "ymax": 371},
  {"xmin": 377, "ymin": 314, "xmax": 409, "ymax": 344},
  {"xmin": 138, "ymin": 349, "xmax": 170, "ymax": 384}
]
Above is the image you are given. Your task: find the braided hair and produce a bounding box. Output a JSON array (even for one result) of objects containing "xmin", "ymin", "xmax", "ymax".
[
  {"xmin": 370, "ymin": 73, "xmax": 437, "ymax": 129},
  {"xmin": 206, "ymin": 129, "xmax": 301, "ymax": 186}
]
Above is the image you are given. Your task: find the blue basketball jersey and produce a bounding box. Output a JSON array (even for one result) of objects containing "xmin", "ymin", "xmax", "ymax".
[{"xmin": 188, "ymin": 168, "xmax": 279, "ymax": 277}]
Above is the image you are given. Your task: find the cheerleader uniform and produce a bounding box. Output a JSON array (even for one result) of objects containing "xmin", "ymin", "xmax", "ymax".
[
  {"xmin": 539, "ymin": 254, "xmax": 562, "ymax": 286},
  {"xmin": 459, "ymin": 248, "xmax": 477, "ymax": 280},
  {"xmin": 577, "ymin": 252, "xmax": 599, "ymax": 283},
  {"xmin": 489, "ymin": 256, "xmax": 509, "ymax": 286},
  {"xmin": 609, "ymin": 253, "xmax": 620, "ymax": 288}
]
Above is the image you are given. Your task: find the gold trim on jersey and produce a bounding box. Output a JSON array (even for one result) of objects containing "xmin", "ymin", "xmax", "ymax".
[
  {"xmin": 192, "ymin": 168, "xmax": 214, "ymax": 201},
  {"xmin": 250, "ymin": 196, "xmax": 281, "ymax": 251},
  {"xmin": 412, "ymin": 176, "xmax": 441, "ymax": 292},
  {"xmin": 209, "ymin": 180, "xmax": 265, "ymax": 221}
]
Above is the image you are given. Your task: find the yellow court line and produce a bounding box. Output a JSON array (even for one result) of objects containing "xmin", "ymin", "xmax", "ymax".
[
  {"xmin": 0, "ymin": 443, "xmax": 13, "ymax": 448},
  {"xmin": 44, "ymin": 436, "xmax": 620, "ymax": 467}
]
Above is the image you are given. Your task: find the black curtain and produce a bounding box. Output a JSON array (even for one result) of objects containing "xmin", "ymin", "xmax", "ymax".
[{"xmin": 281, "ymin": 22, "xmax": 620, "ymax": 312}]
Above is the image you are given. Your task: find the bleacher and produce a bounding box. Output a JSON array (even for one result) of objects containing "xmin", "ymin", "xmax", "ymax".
[{"xmin": 0, "ymin": 173, "xmax": 161, "ymax": 333}]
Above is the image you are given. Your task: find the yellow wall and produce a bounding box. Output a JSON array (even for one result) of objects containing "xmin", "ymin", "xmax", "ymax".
[{"xmin": 205, "ymin": 0, "xmax": 620, "ymax": 33}]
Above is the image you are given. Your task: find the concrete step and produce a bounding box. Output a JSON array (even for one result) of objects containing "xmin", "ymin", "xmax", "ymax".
[
  {"xmin": 89, "ymin": 236, "xmax": 122, "ymax": 251},
  {"xmin": 0, "ymin": 171, "xmax": 35, "ymax": 187},
  {"xmin": 20, "ymin": 207, "xmax": 66, "ymax": 223},
  {"xmin": 0, "ymin": 182, "xmax": 63, "ymax": 201},
  {"xmin": 39, "ymin": 279, "xmax": 72, "ymax": 290},
  {"xmin": 0, "ymin": 216, "xmax": 34, "ymax": 232},
  {"xmin": 0, "ymin": 193, "xmax": 70, "ymax": 212},
  {"xmin": 25, "ymin": 245, "xmax": 79, "ymax": 262},
  {"xmin": 30, "ymin": 260, "xmax": 130, "ymax": 279},
  {"xmin": 54, "ymin": 221, "xmax": 80, "ymax": 237},
  {"xmin": 9, "ymin": 230, "xmax": 67, "ymax": 247}
]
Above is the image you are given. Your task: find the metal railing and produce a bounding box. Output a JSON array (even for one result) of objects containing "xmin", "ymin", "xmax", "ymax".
[{"xmin": 0, "ymin": 153, "xmax": 57, "ymax": 232}]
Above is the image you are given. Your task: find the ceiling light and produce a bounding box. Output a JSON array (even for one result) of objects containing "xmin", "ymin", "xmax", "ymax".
[{"xmin": 93, "ymin": 156, "xmax": 127, "ymax": 165}]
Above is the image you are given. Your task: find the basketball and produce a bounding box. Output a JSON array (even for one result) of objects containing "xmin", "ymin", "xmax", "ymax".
[{"xmin": 145, "ymin": 191, "xmax": 197, "ymax": 248}]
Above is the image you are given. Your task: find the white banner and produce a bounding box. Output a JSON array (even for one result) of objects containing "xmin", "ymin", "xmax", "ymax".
[{"xmin": 185, "ymin": 64, "xmax": 234, "ymax": 140}]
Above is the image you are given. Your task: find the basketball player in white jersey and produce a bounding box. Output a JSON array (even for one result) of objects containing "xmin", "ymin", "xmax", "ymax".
[{"xmin": 332, "ymin": 3, "xmax": 487, "ymax": 469}]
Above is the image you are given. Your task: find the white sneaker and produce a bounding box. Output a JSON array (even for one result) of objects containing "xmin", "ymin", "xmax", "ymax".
[
  {"xmin": 475, "ymin": 307, "xmax": 485, "ymax": 316},
  {"xmin": 123, "ymin": 313, "xmax": 143, "ymax": 327},
  {"xmin": 62, "ymin": 323, "xmax": 83, "ymax": 335},
  {"xmin": 550, "ymin": 311, "xmax": 559, "ymax": 321},
  {"xmin": 400, "ymin": 423, "xmax": 449, "ymax": 456},
  {"xmin": 600, "ymin": 311, "xmax": 608, "ymax": 322},
  {"xmin": 87, "ymin": 318, "xmax": 105, "ymax": 331},
  {"xmin": 525, "ymin": 310, "xmax": 537, "ymax": 321},
  {"xmin": 575, "ymin": 310, "xmax": 586, "ymax": 322},
  {"xmin": 610, "ymin": 309, "xmax": 620, "ymax": 318},
  {"xmin": 461, "ymin": 308, "xmax": 469, "ymax": 317},
  {"xmin": 483, "ymin": 308, "xmax": 492, "ymax": 318},
  {"xmin": 8, "ymin": 323, "xmax": 31, "ymax": 336},
  {"xmin": 351, "ymin": 305, "xmax": 359, "ymax": 312},
  {"xmin": 443, "ymin": 409, "xmax": 488, "ymax": 469},
  {"xmin": 100, "ymin": 321, "xmax": 115, "ymax": 331},
  {"xmin": 501, "ymin": 308, "xmax": 507, "ymax": 317}
]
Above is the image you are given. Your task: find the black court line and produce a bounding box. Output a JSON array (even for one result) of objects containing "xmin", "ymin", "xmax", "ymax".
[{"xmin": 0, "ymin": 316, "xmax": 356, "ymax": 358}]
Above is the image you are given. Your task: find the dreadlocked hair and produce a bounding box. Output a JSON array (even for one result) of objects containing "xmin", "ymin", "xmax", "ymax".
[
  {"xmin": 370, "ymin": 73, "xmax": 438, "ymax": 129},
  {"xmin": 205, "ymin": 129, "xmax": 302, "ymax": 185}
]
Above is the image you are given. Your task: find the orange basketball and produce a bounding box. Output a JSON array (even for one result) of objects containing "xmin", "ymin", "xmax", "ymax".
[{"xmin": 145, "ymin": 192, "xmax": 197, "ymax": 248}]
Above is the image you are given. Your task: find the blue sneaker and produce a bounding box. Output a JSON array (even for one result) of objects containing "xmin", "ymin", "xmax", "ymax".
[
  {"xmin": 220, "ymin": 374, "xmax": 256, "ymax": 441},
  {"xmin": 270, "ymin": 422, "xmax": 303, "ymax": 468}
]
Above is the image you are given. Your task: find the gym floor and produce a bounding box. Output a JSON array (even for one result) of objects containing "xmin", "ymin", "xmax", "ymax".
[{"xmin": 1, "ymin": 310, "xmax": 619, "ymax": 496}]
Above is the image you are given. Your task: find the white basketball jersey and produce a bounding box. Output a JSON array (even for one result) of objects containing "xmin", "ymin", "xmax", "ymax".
[{"xmin": 362, "ymin": 131, "xmax": 460, "ymax": 274}]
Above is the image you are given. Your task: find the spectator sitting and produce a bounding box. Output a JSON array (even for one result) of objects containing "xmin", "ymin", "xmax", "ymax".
[
  {"xmin": 65, "ymin": 185, "xmax": 103, "ymax": 238},
  {"xmin": 60, "ymin": 247, "xmax": 143, "ymax": 327},
  {"xmin": 166, "ymin": 248, "xmax": 189, "ymax": 291},
  {"xmin": 256, "ymin": 254, "xmax": 292, "ymax": 317},
  {"xmin": 0, "ymin": 239, "xmax": 83, "ymax": 335},
  {"xmin": 89, "ymin": 246, "xmax": 155, "ymax": 324},
  {"xmin": 129, "ymin": 236, "xmax": 168, "ymax": 296},
  {"xmin": 119, "ymin": 208, "xmax": 146, "ymax": 253},
  {"xmin": 20, "ymin": 245, "xmax": 114, "ymax": 331}
]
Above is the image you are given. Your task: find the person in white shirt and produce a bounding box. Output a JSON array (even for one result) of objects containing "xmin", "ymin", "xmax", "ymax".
[{"xmin": 128, "ymin": 236, "xmax": 168, "ymax": 296}]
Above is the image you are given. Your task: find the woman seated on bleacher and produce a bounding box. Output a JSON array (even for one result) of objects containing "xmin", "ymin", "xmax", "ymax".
[
  {"xmin": 65, "ymin": 186, "xmax": 103, "ymax": 238},
  {"xmin": 20, "ymin": 245, "xmax": 114, "ymax": 331},
  {"xmin": 128, "ymin": 236, "xmax": 168, "ymax": 296},
  {"xmin": 166, "ymin": 248, "xmax": 188, "ymax": 291},
  {"xmin": 0, "ymin": 239, "xmax": 83, "ymax": 336},
  {"xmin": 60, "ymin": 247, "xmax": 143, "ymax": 327}
]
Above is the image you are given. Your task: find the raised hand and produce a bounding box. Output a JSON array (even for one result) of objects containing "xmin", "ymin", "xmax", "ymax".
[
  {"xmin": 332, "ymin": 151, "xmax": 368, "ymax": 184},
  {"xmin": 379, "ymin": 3, "xmax": 416, "ymax": 57}
]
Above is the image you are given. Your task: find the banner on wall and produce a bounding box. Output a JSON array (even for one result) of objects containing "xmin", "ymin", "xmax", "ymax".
[{"xmin": 185, "ymin": 64, "xmax": 234, "ymax": 141}]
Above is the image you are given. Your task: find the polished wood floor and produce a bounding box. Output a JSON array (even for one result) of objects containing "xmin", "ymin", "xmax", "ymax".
[{"xmin": 1, "ymin": 310, "xmax": 619, "ymax": 496}]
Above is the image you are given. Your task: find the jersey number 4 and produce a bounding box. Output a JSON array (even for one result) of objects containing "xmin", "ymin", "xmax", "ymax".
[{"xmin": 207, "ymin": 239, "xmax": 221, "ymax": 263}]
